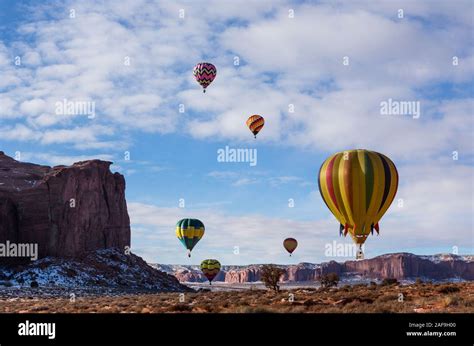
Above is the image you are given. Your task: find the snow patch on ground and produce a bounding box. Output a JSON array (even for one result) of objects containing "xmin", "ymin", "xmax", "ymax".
[{"xmin": 0, "ymin": 248, "xmax": 190, "ymax": 292}]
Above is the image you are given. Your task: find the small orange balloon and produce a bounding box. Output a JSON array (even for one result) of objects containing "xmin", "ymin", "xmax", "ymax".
[
  {"xmin": 283, "ymin": 238, "xmax": 298, "ymax": 256},
  {"xmin": 246, "ymin": 115, "xmax": 265, "ymax": 138}
]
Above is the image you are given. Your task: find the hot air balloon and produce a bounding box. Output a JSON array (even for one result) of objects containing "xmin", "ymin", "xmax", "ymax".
[
  {"xmin": 176, "ymin": 218, "xmax": 205, "ymax": 257},
  {"xmin": 318, "ymin": 149, "xmax": 398, "ymax": 259},
  {"xmin": 201, "ymin": 259, "xmax": 221, "ymax": 285},
  {"xmin": 283, "ymin": 238, "xmax": 298, "ymax": 256},
  {"xmin": 246, "ymin": 115, "xmax": 264, "ymax": 138},
  {"xmin": 193, "ymin": 62, "xmax": 216, "ymax": 93}
]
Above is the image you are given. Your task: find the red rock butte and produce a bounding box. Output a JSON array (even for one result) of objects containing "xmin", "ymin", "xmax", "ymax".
[{"xmin": 0, "ymin": 151, "xmax": 130, "ymax": 260}]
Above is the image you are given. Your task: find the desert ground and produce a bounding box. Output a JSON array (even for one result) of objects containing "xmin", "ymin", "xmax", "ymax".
[{"xmin": 0, "ymin": 282, "xmax": 472, "ymax": 313}]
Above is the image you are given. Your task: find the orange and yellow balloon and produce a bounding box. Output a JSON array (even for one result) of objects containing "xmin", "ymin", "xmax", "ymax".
[
  {"xmin": 246, "ymin": 115, "xmax": 264, "ymax": 138},
  {"xmin": 318, "ymin": 149, "xmax": 398, "ymax": 259}
]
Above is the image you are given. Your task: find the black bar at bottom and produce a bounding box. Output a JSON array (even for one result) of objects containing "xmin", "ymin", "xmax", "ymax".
[{"xmin": 0, "ymin": 313, "xmax": 471, "ymax": 345}]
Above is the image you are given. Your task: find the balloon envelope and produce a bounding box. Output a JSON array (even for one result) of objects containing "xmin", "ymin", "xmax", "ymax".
[
  {"xmin": 193, "ymin": 62, "xmax": 216, "ymax": 92},
  {"xmin": 201, "ymin": 259, "xmax": 221, "ymax": 283},
  {"xmin": 318, "ymin": 149, "xmax": 398, "ymax": 248},
  {"xmin": 283, "ymin": 238, "xmax": 298, "ymax": 255},
  {"xmin": 176, "ymin": 218, "xmax": 205, "ymax": 256},
  {"xmin": 246, "ymin": 115, "xmax": 264, "ymax": 138}
]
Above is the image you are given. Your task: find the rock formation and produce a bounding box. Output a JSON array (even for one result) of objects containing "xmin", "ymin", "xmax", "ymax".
[
  {"xmin": 0, "ymin": 248, "xmax": 191, "ymax": 292},
  {"xmin": 343, "ymin": 253, "xmax": 474, "ymax": 280},
  {"xmin": 0, "ymin": 151, "xmax": 130, "ymax": 260},
  {"xmin": 155, "ymin": 253, "xmax": 474, "ymax": 283}
]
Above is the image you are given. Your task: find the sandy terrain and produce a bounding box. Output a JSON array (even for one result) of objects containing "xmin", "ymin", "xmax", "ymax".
[{"xmin": 0, "ymin": 282, "xmax": 472, "ymax": 313}]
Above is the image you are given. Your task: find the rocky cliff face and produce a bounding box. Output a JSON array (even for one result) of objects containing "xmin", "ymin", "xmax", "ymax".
[
  {"xmin": 343, "ymin": 253, "xmax": 474, "ymax": 280},
  {"xmin": 155, "ymin": 253, "xmax": 474, "ymax": 283},
  {"xmin": 0, "ymin": 152, "xmax": 130, "ymax": 260}
]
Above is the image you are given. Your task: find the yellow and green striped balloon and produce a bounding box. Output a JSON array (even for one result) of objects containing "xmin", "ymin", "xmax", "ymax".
[
  {"xmin": 318, "ymin": 149, "xmax": 398, "ymax": 254},
  {"xmin": 176, "ymin": 218, "xmax": 205, "ymax": 257},
  {"xmin": 201, "ymin": 259, "xmax": 221, "ymax": 285}
]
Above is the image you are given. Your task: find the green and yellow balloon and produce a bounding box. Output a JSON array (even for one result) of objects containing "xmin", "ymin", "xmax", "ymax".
[
  {"xmin": 175, "ymin": 218, "xmax": 205, "ymax": 257},
  {"xmin": 201, "ymin": 259, "xmax": 221, "ymax": 285},
  {"xmin": 318, "ymin": 149, "xmax": 398, "ymax": 259}
]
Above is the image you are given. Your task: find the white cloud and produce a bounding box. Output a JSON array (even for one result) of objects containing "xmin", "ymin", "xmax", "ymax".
[
  {"xmin": 19, "ymin": 98, "xmax": 47, "ymax": 116},
  {"xmin": 0, "ymin": 124, "xmax": 42, "ymax": 141},
  {"xmin": 207, "ymin": 170, "xmax": 309, "ymax": 187},
  {"xmin": 0, "ymin": 0, "xmax": 471, "ymax": 157},
  {"xmin": 128, "ymin": 201, "xmax": 335, "ymax": 264},
  {"xmin": 232, "ymin": 177, "xmax": 259, "ymax": 187},
  {"xmin": 129, "ymin": 156, "xmax": 474, "ymax": 265},
  {"xmin": 0, "ymin": 0, "xmax": 471, "ymax": 264}
]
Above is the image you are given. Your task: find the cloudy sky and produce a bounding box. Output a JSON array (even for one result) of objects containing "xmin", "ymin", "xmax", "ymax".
[{"xmin": 0, "ymin": 0, "xmax": 472, "ymax": 264}]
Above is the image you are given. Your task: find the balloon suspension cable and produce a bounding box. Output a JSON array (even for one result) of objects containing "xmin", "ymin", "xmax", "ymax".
[
  {"xmin": 254, "ymin": 135, "xmax": 256, "ymax": 139},
  {"xmin": 187, "ymin": 250, "xmax": 191, "ymax": 258}
]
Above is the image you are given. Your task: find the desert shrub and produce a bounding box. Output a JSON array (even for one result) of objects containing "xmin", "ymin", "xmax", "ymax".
[
  {"xmin": 320, "ymin": 273, "xmax": 339, "ymax": 288},
  {"xmin": 443, "ymin": 295, "xmax": 460, "ymax": 307},
  {"xmin": 38, "ymin": 262, "xmax": 50, "ymax": 270},
  {"xmin": 261, "ymin": 265, "xmax": 286, "ymax": 292},
  {"xmin": 368, "ymin": 282, "xmax": 377, "ymax": 290},
  {"xmin": 64, "ymin": 268, "xmax": 77, "ymax": 278},
  {"xmin": 415, "ymin": 278, "xmax": 423, "ymax": 285},
  {"xmin": 437, "ymin": 285, "xmax": 460, "ymax": 294},
  {"xmin": 381, "ymin": 278, "xmax": 398, "ymax": 286},
  {"xmin": 464, "ymin": 297, "xmax": 474, "ymax": 307},
  {"xmin": 197, "ymin": 303, "xmax": 217, "ymax": 312},
  {"xmin": 352, "ymin": 283, "xmax": 368, "ymax": 289},
  {"xmin": 30, "ymin": 305, "xmax": 50, "ymax": 312},
  {"xmin": 0, "ymin": 280, "xmax": 13, "ymax": 287},
  {"xmin": 301, "ymin": 287, "xmax": 318, "ymax": 292},
  {"xmin": 30, "ymin": 281, "xmax": 39, "ymax": 288},
  {"xmin": 377, "ymin": 294, "xmax": 399, "ymax": 302},
  {"xmin": 236, "ymin": 306, "xmax": 275, "ymax": 313},
  {"xmin": 169, "ymin": 304, "xmax": 192, "ymax": 312},
  {"xmin": 366, "ymin": 301, "xmax": 409, "ymax": 313}
]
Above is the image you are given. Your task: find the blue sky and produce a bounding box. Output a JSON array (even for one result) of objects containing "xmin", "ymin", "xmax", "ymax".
[{"xmin": 0, "ymin": 0, "xmax": 473, "ymax": 264}]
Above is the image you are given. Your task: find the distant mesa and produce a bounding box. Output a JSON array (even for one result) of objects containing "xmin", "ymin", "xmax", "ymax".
[{"xmin": 154, "ymin": 253, "xmax": 474, "ymax": 283}]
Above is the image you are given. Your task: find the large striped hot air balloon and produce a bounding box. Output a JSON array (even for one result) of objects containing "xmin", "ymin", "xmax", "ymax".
[
  {"xmin": 200, "ymin": 259, "xmax": 221, "ymax": 285},
  {"xmin": 283, "ymin": 238, "xmax": 298, "ymax": 256},
  {"xmin": 176, "ymin": 218, "xmax": 205, "ymax": 257},
  {"xmin": 318, "ymin": 149, "xmax": 398, "ymax": 259},
  {"xmin": 193, "ymin": 62, "xmax": 216, "ymax": 93},
  {"xmin": 246, "ymin": 115, "xmax": 264, "ymax": 138}
]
